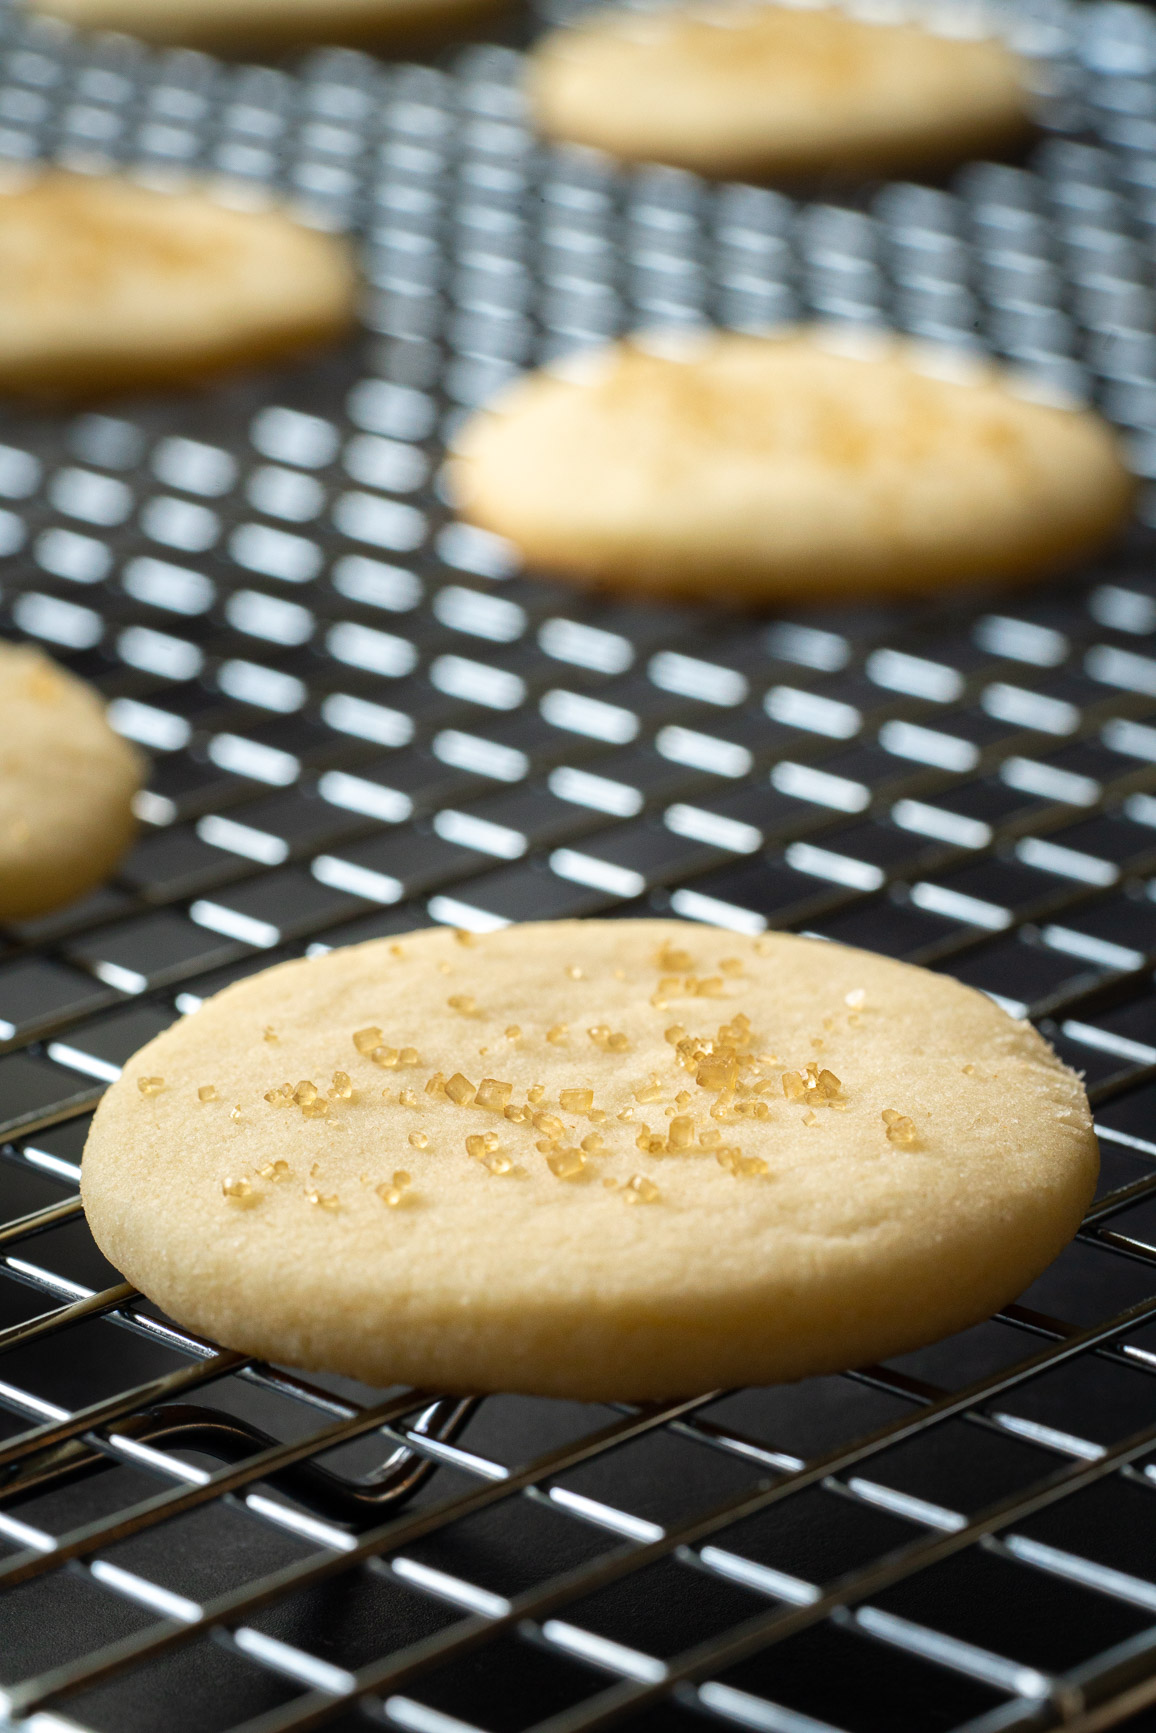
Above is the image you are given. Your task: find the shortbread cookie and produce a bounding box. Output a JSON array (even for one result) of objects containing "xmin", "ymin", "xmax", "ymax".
[
  {"xmin": 81, "ymin": 921, "xmax": 1097, "ymax": 1400},
  {"xmin": 0, "ymin": 641, "xmax": 143, "ymax": 920},
  {"xmin": 0, "ymin": 173, "xmax": 358, "ymax": 398},
  {"xmin": 31, "ymin": 0, "xmax": 503, "ymax": 50},
  {"xmin": 453, "ymin": 329, "xmax": 1134, "ymax": 602},
  {"xmin": 529, "ymin": 2, "xmax": 1030, "ymax": 180}
]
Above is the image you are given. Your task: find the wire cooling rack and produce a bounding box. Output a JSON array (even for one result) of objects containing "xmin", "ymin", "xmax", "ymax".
[{"xmin": 8, "ymin": 2, "xmax": 1156, "ymax": 1729}]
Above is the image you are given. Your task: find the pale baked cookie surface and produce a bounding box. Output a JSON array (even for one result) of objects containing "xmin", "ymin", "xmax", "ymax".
[
  {"xmin": 529, "ymin": 1, "xmax": 1030, "ymax": 179},
  {"xmin": 0, "ymin": 173, "xmax": 358, "ymax": 398},
  {"xmin": 31, "ymin": 0, "xmax": 502, "ymax": 49},
  {"xmin": 0, "ymin": 641, "xmax": 143, "ymax": 920},
  {"xmin": 453, "ymin": 329, "xmax": 1134, "ymax": 602},
  {"xmin": 81, "ymin": 921, "xmax": 1097, "ymax": 1399}
]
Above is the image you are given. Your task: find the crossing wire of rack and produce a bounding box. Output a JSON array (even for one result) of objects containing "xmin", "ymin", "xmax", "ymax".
[{"xmin": 8, "ymin": 2, "xmax": 1156, "ymax": 1731}]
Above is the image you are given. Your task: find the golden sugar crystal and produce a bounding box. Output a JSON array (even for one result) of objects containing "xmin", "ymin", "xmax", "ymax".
[
  {"xmin": 263, "ymin": 1088, "xmax": 285, "ymax": 1107},
  {"xmin": 306, "ymin": 1190, "xmax": 339, "ymax": 1210},
  {"xmin": 581, "ymin": 1132, "xmax": 604, "ymax": 1154},
  {"xmin": 548, "ymin": 1147, "xmax": 585, "ymax": 1180},
  {"xmin": 588, "ymin": 1024, "xmax": 610, "ymax": 1047},
  {"xmin": 668, "ymin": 1115, "xmax": 694, "ymax": 1151},
  {"xmin": 803, "ymin": 1109, "xmax": 819, "ymax": 1127},
  {"xmin": 230, "ymin": 1105, "xmax": 243, "ymax": 1124},
  {"xmin": 735, "ymin": 1099, "xmax": 771, "ymax": 1120},
  {"xmin": 781, "ymin": 1071, "xmax": 805, "ymax": 1101},
  {"xmin": 675, "ymin": 1090, "xmax": 692, "ymax": 1109},
  {"xmin": 258, "ymin": 1160, "xmax": 291, "ymax": 1182},
  {"xmin": 222, "ymin": 1177, "xmax": 258, "ymax": 1205},
  {"xmin": 371, "ymin": 1046, "xmax": 399, "ymax": 1069},
  {"xmin": 608, "ymin": 1033, "xmax": 630, "ymax": 1051},
  {"xmin": 301, "ymin": 1098, "xmax": 329, "ymax": 1119},
  {"xmin": 476, "ymin": 1078, "xmax": 513, "ymax": 1112},
  {"xmin": 658, "ymin": 944, "xmax": 694, "ymax": 973},
  {"xmin": 447, "ymin": 994, "xmax": 477, "ymax": 1015},
  {"xmin": 664, "ymin": 1025, "xmax": 686, "ymax": 1045},
  {"xmin": 533, "ymin": 1111, "xmax": 564, "ymax": 1140},
  {"xmin": 694, "ymin": 976, "xmax": 725, "ymax": 997},
  {"xmin": 635, "ymin": 1125, "xmax": 653, "ymax": 1150},
  {"xmin": 329, "ymin": 1071, "xmax": 354, "ymax": 1100},
  {"xmin": 634, "ymin": 1078, "xmax": 663, "ymax": 1104},
  {"xmin": 198, "ymin": 1084, "xmax": 217, "ymax": 1103},
  {"xmin": 589, "ymin": 1108, "xmax": 607, "ymax": 1124},
  {"xmin": 560, "ymin": 1087, "xmax": 593, "ymax": 1114},
  {"xmin": 444, "ymin": 1073, "xmax": 476, "ymax": 1105},
  {"xmin": 883, "ymin": 1110, "xmax": 917, "ymax": 1145},
  {"xmin": 399, "ymin": 1047, "xmax": 419, "ymax": 1066},
  {"xmin": 394, "ymin": 1170, "xmax": 411, "ymax": 1187},
  {"xmin": 408, "ymin": 1131, "xmax": 429, "ymax": 1150},
  {"xmin": 264, "ymin": 1025, "xmax": 278, "ymax": 1043},
  {"xmin": 505, "ymin": 1025, "xmax": 522, "ymax": 1041},
  {"xmin": 353, "ymin": 1026, "xmax": 383, "ymax": 1054},
  {"xmin": 699, "ymin": 1128, "xmax": 722, "ymax": 1148},
  {"xmin": 546, "ymin": 1024, "xmax": 568, "ymax": 1044},
  {"xmin": 465, "ymin": 1133, "xmax": 487, "ymax": 1159},
  {"xmin": 527, "ymin": 1084, "xmax": 546, "ymax": 1104},
  {"xmin": 617, "ymin": 1106, "xmax": 634, "ymax": 1122},
  {"xmin": 737, "ymin": 1154, "xmax": 769, "ymax": 1176},
  {"xmin": 716, "ymin": 1147, "xmax": 737, "ymax": 1171},
  {"xmin": 844, "ymin": 988, "xmax": 866, "ymax": 1009},
  {"xmin": 398, "ymin": 1089, "xmax": 420, "ymax": 1108},
  {"xmin": 485, "ymin": 1152, "xmax": 513, "ymax": 1175},
  {"xmin": 624, "ymin": 1174, "xmax": 660, "ymax": 1203},
  {"xmin": 816, "ymin": 1069, "xmax": 842, "ymax": 1100},
  {"xmin": 504, "ymin": 1104, "xmax": 529, "ymax": 1123},
  {"xmin": 720, "ymin": 957, "xmax": 744, "ymax": 975},
  {"xmin": 137, "ymin": 1075, "xmax": 165, "ymax": 1096},
  {"xmin": 294, "ymin": 1080, "xmax": 318, "ymax": 1106},
  {"xmin": 378, "ymin": 1184, "xmax": 405, "ymax": 1207},
  {"xmin": 425, "ymin": 1073, "xmax": 447, "ymax": 1098},
  {"xmin": 696, "ymin": 1056, "xmax": 736, "ymax": 1092},
  {"xmin": 710, "ymin": 1095, "xmax": 735, "ymax": 1122},
  {"xmin": 962, "ymin": 1063, "xmax": 976, "ymax": 1075}
]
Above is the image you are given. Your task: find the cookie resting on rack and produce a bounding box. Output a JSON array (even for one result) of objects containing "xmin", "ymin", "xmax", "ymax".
[
  {"xmin": 80, "ymin": 920, "xmax": 1098, "ymax": 1400},
  {"xmin": 31, "ymin": 0, "xmax": 504, "ymax": 50},
  {"xmin": 528, "ymin": 1, "xmax": 1031, "ymax": 181},
  {"xmin": 451, "ymin": 328, "xmax": 1135, "ymax": 603},
  {"xmin": 0, "ymin": 172, "xmax": 358, "ymax": 398},
  {"xmin": 0, "ymin": 641, "xmax": 143, "ymax": 920}
]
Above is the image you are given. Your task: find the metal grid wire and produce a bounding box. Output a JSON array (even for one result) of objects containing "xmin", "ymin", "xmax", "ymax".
[{"xmin": 8, "ymin": 2, "xmax": 1156, "ymax": 1728}]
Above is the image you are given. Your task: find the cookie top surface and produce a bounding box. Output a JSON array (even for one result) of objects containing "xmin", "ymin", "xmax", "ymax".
[
  {"xmin": 81, "ymin": 921, "xmax": 1097, "ymax": 1399},
  {"xmin": 0, "ymin": 172, "xmax": 357, "ymax": 395},
  {"xmin": 453, "ymin": 328, "xmax": 1134, "ymax": 602},
  {"xmin": 528, "ymin": 1, "xmax": 1030, "ymax": 178},
  {"xmin": 0, "ymin": 641, "xmax": 142, "ymax": 920}
]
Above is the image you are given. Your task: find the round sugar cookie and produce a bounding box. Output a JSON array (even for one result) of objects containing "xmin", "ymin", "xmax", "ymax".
[
  {"xmin": 0, "ymin": 173, "xmax": 358, "ymax": 398},
  {"xmin": 81, "ymin": 921, "xmax": 1097, "ymax": 1400},
  {"xmin": 528, "ymin": 1, "xmax": 1030, "ymax": 181},
  {"xmin": 31, "ymin": 0, "xmax": 503, "ymax": 50},
  {"xmin": 452, "ymin": 329, "xmax": 1135, "ymax": 603},
  {"xmin": 0, "ymin": 641, "xmax": 143, "ymax": 920}
]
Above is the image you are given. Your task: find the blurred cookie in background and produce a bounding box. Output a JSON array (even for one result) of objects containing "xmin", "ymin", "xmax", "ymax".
[
  {"xmin": 529, "ymin": 1, "xmax": 1031, "ymax": 182},
  {"xmin": 451, "ymin": 328, "xmax": 1135, "ymax": 604},
  {"xmin": 30, "ymin": 0, "xmax": 506, "ymax": 51},
  {"xmin": 0, "ymin": 172, "xmax": 358, "ymax": 398},
  {"xmin": 0, "ymin": 642, "xmax": 143, "ymax": 920}
]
